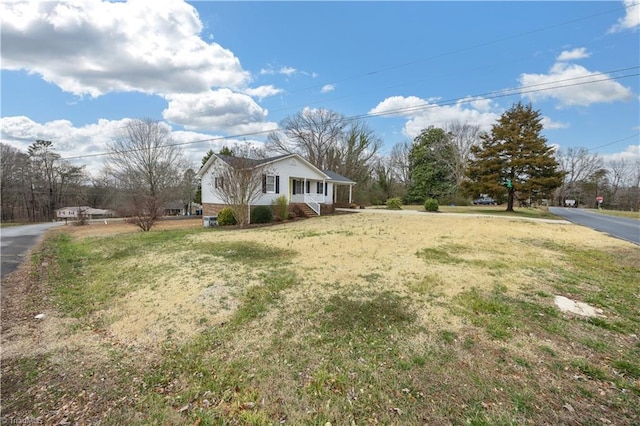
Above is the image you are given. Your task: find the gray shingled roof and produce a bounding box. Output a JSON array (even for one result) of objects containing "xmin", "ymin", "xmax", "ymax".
[
  {"xmin": 216, "ymin": 153, "xmax": 291, "ymax": 168},
  {"xmin": 323, "ymin": 170, "xmax": 355, "ymax": 184}
]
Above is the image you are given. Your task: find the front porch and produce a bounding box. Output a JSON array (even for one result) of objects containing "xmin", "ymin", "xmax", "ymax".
[{"xmin": 289, "ymin": 176, "xmax": 354, "ymax": 215}]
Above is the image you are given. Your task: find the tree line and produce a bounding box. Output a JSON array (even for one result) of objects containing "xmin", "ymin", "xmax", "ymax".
[{"xmin": 2, "ymin": 103, "xmax": 638, "ymax": 228}]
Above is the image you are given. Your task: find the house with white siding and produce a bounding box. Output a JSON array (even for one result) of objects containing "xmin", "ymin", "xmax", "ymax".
[
  {"xmin": 55, "ymin": 206, "xmax": 116, "ymax": 220},
  {"xmin": 197, "ymin": 153, "xmax": 355, "ymax": 217}
]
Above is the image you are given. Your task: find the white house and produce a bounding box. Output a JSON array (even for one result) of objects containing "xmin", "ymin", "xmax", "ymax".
[
  {"xmin": 196, "ymin": 153, "xmax": 356, "ymax": 217},
  {"xmin": 56, "ymin": 206, "xmax": 116, "ymax": 220}
]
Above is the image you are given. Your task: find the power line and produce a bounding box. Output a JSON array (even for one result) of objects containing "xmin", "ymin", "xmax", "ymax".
[
  {"xmin": 354, "ymin": 68, "xmax": 639, "ymax": 120},
  {"xmin": 270, "ymin": 31, "xmax": 640, "ymax": 117},
  {"xmin": 280, "ymin": 1, "xmax": 640, "ymax": 96},
  {"xmin": 153, "ymin": 2, "xmax": 640, "ymax": 120},
  {"xmin": 55, "ymin": 67, "xmax": 638, "ymax": 162},
  {"xmin": 63, "ymin": 1, "xmax": 637, "ymax": 124},
  {"xmin": 3, "ymin": 2, "xmax": 634, "ymax": 154},
  {"xmin": 587, "ymin": 134, "xmax": 640, "ymax": 152}
]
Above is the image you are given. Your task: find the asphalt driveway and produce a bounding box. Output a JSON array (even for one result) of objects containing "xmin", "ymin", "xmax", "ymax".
[
  {"xmin": 549, "ymin": 208, "xmax": 640, "ymax": 245},
  {"xmin": 0, "ymin": 222, "xmax": 64, "ymax": 278}
]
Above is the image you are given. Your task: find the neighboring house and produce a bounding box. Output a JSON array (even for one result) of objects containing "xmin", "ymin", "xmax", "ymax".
[
  {"xmin": 56, "ymin": 206, "xmax": 116, "ymax": 220},
  {"xmin": 196, "ymin": 153, "xmax": 356, "ymax": 217},
  {"xmin": 164, "ymin": 201, "xmax": 203, "ymax": 216}
]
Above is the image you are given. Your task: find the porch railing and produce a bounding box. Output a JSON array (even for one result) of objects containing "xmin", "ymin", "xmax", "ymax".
[{"xmin": 304, "ymin": 194, "xmax": 321, "ymax": 215}]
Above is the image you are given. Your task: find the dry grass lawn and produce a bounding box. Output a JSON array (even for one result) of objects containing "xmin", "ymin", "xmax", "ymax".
[
  {"xmin": 2, "ymin": 211, "xmax": 638, "ymax": 425},
  {"xmin": 61, "ymin": 213, "xmax": 618, "ymax": 348}
]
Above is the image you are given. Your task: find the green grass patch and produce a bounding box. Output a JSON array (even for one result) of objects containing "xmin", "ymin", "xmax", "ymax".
[
  {"xmin": 612, "ymin": 359, "xmax": 640, "ymax": 379},
  {"xmin": 571, "ymin": 359, "xmax": 609, "ymax": 381},
  {"xmin": 200, "ymin": 241, "xmax": 295, "ymax": 265},
  {"xmin": 455, "ymin": 287, "xmax": 515, "ymax": 339},
  {"xmin": 587, "ymin": 209, "xmax": 640, "ymax": 219},
  {"xmin": 39, "ymin": 231, "xmax": 201, "ymax": 318},
  {"xmin": 319, "ymin": 291, "xmax": 416, "ymax": 336},
  {"xmin": 416, "ymin": 247, "xmax": 464, "ymax": 264},
  {"xmin": 232, "ymin": 268, "xmax": 298, "ymax": 325}
]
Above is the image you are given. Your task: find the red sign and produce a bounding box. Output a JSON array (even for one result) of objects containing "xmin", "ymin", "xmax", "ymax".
[{"xmin": 596, "ymin": 196, "xmax": 604, "ymax": 202}]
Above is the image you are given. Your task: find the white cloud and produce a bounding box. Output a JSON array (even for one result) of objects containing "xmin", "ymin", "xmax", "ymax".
[
  {"xmin": 1, "ymin": 116, "xmax": 131, "ymax": 174},
  {"xmin": 321, "ymin": 84, "xmax": 336, "ymax": 93},
  {"xmin": 162, "ymin": 89, "xmax": 278, "ymax": 135},
  {"xmin": 260, "ymin": 66, "xmax": 298, "ymax": 76},
  {"xmin": 601, "ymin": 144, "xmax": 640, "ymax": 163},
  {"xmin": 519, "ymin": 62, "xmax": 633, "ymax": 107},
  {"xmin": 557, "ymin": 47, "xmax": 590, "ymax": 61},
  {"xmin": 243, "ymin": 85, "xmax": 284, "ymax": 101},
  {"xmin": 171, "ymin": 130, "xmax": 267, "ymax": 166},
  {"xmin": 369, "ymin": 96, "xmax": 429, "ymax": 119},
  {"xmin": 541, "ymin": 116, "xmax": 569, "ymax": 130},
  {"xmin": 608, "ymin": 0, "xmax": 640, "ymax": 33},
  {"xmin": 279, "ymin": 66, "xmax": 297, "ymax": 76},
  {"xmin": 0, "ymin": 115, "xmax": 246, "ymax": 175},
  {"xmin": 0, "ymin": 0, "xmax": 250, "ymax": 97},
  {"xmin": 369, "ymin": 96, "xmax": 500, "ymax": 139}
]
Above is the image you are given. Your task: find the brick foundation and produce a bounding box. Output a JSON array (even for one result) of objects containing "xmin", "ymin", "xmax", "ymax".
[
  {"xmin": 204, "ymin": 202, "xmax": 336, "ymax": 218},
  {"xmin": 202, "ymin": 203, "xmax": 227, "ymax": 216}
]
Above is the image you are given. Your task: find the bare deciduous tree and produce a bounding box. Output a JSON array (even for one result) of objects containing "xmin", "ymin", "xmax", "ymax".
[
  {"xmin": 105, "ymin": 119, "xmax": 186, "ymax": 231},
  {"xmin": 443, "ymin": 121, "xmax": 482, "ymax": 190},
  {"xmin": 1, "ymin": 143, "xmax": 30, "ymax": 221},
  {"xmin": 389, "ymin": 141, "xmax": 411, "ymax": 187},
  {"xmin": 267, "ymin": 109, "xmax": 347, "ymax": 170},
  {"xmin": 179, "ymin": 168, "xmax": 198, "ymax": 215},
  {"xmin": 556, "ymin": 147, "xmax": 603, "ymax": 206},
  {"xmin": 267, "ymin": 108, "xmax": 381, "ymax": 203},
  {"xmin": 208, "ymin": 143, "xmax": 272, "ymax": 226},
  {"xmin": 1, "ymin": 142, "xmax": 86, "ymax": 222}
]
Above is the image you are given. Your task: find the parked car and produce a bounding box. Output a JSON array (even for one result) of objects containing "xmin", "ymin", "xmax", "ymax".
[{"xmin": 473, "ymin": 197, "xmax": 497, "ymax": 205}]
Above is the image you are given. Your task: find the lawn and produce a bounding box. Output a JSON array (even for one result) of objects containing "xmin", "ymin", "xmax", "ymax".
[
  {"xmin": 587, "ymin": 209, "xmax": 640, "ymax": 220},
  {"xmin": 2, "ymin": 213, "xmax": 639, "ymax": 425},
  {"xmin": 369, "ymin": 204, "xmax": 561, "ymax": 220}
]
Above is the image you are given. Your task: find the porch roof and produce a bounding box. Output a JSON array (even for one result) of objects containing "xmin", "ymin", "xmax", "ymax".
[{"xmin": 322, "ymin": 170, "xmax": 356, "ymax": 185}]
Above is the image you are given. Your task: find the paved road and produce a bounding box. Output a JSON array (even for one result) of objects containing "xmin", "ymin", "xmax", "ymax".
[
  {"xmin": 0, "ymin": 222, "xmax": 64, "ymax": 278},
  {"xmin": 549, "ymin": 208, "xmax": 640, "ymax": 245}
]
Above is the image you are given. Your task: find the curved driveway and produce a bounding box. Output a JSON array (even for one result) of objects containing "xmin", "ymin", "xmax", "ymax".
[
  {"xmin": 0, "ymin": 222, "xmax": 64, "ymax": 278},
  {"xmin": 548, "ymin": 208, "xmax": 640, "ymax": 245}
]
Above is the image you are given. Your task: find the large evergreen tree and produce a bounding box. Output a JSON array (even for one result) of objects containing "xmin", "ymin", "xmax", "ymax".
[
  {"xmin": 465, "ymin": 102, "xmax": 564, "ymax": 211},
  {"xmin": 406, "ymin": 126, "xmax": 456, "ymax": 204}
]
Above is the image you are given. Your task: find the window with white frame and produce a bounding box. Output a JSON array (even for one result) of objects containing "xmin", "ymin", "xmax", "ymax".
[
  {"xmin": 214, "ymin": 176, "xmax": 224, "ymax": 189},
  {"xmin": 265, "ymin": 175, "xmax": 276, "ymax": 193}
]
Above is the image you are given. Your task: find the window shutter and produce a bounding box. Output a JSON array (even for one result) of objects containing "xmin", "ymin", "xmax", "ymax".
[
  {"xmin": 275, "ymin": 176, "xmax": 280, "ymax": 194},
  {"xmin": 220, "ymin": 177, "xmax": 224, "ymax": 189},
  {"xmin": 306, "ymin": 181, "xmax": 310, "ymax": 193},
  {"xmin": 262, "ymin": 174, "xmax": 267, "ymax": 193},
  {"xmin": 325, "ymin": 182, "xmax": 328, "ymax": 196},
  {"xmin": 292, "ymin": 180, "xmax": 296, "ymax": 195}
]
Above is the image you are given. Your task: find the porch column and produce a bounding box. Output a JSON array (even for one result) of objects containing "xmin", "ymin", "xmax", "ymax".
[
  {"xmin": 349, "ymin": 185, "xmax": 352, "ymax": 204},
  {"xmin": 323, "ymin": 179, "xmax": 326, "ymax": 202}
]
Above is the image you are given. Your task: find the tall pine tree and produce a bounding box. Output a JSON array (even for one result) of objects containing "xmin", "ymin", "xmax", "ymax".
[{"xmin": 465, "ymin": 102, "xmax": 564, "ymax": 211}]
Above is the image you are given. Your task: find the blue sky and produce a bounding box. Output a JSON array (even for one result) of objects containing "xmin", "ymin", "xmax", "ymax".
[{"xmin": 1, "ymin": 1, "xmax": 638, "ymax": 175}]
